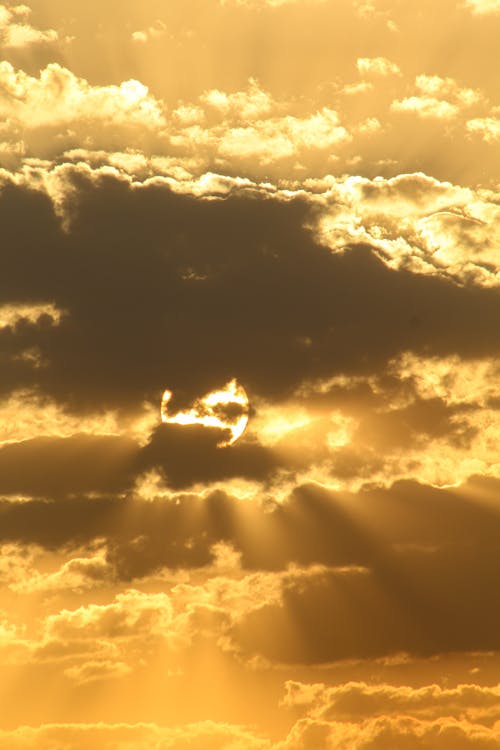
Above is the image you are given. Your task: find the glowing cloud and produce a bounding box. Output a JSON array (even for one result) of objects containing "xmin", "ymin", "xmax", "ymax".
[{"xmin": 0, "ymin": 302, "xmax": 63, "ymax": 329}]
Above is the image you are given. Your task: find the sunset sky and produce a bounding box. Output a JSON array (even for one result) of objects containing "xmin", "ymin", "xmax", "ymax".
[{"xmin": 2, "ymin": 1, "xmax": 500, "ymax": 748}]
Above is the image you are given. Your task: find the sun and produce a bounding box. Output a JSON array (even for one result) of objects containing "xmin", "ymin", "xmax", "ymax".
[{"xmin": 160, "ymin": 379, "xmax": 250, "ymax": 446}]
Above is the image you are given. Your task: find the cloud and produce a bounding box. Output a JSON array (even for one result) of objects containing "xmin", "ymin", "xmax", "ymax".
[
  {"xmin": 389, "ymin": 74, "xmax": 483, "ymax": 124},
  {"xmin": 464, "ymin": 0, "xmax": 500, "ymax": 14},
  {"xmin": 357, "ymin": 57, "xmax": 401, "ymax": 76},
  {"xmin": 0, "ymin": 302, "xmax": 63, "ymax": 330},
  {"xmin": 0, "ymin": 60, "xmax": 495, "ymax": 184},
  {"xmin": 315, "ymin": 172, "xmax": 500, "ymax": 287},
  {"xmin": 277, "ymin": 714, "xmax": 500, "ymax": 749},
  {"xmin": 0, "ymin": 434, "xmax": 138, "ymax": 498},
  {"xmin": 0, "ymin": 62, "xmax": 165, "ymax": 162},
  {"xmin": 171, "ymin": 102, "xmax": 351, "ymax": 165},
  {"xmin": 2, "ymin": 166, "xmax": 500, "ymax": 495},
  {"xmin": 1, "ymin": 714, "xmax": 500, "ymax": 749},
  {"xmin": 200, "ymin": 78, "xmax": 274, "ymax": 120},
  {"xmin": 467, "ymin": 117, "xmax": 500, "ymax": 142},
  {"xmin": 0, "ymin": 722, "xmax": 269, "ymax": 750},
  {"xmin": 4, "ymin": 474, "xmax": 500, "ymax": 668},
  {"xmin": 131, "ymin": 20, "xmax": 167, "ymax": 43},
  {"xmin": 0, "ymin": 389, "xmax": 156, "ymax": 447},
  {"xmin": 391, "ymin": 96, "xmax": 459, "ymax": 119},
  {"xmin": 415, "ymin": 75, "xmax": 482, "ymax": 106},
  {"xmin": 1, "ymin": 2, "xmax": 500, "ymax": 744},
  {"xmin": 140, "ymin": 423, "xmax": 279, "ymax": 489},
  {"xmin": 3, "ymin": 545, "xmax": 114, "ymax": 594},
  {"xmin": 282, "ymin": 681, "xmax": 500, "ymax": 724},
  {"xmin": 0, "ymin": 4, "xmax": 58, "ymax": 48},
  {"xmin": 0, "ymin": 62, "xmax": 164, "ymax": 129},
  {"xmin": 43, "ymin": 589, "xmax": 174, "ymax": 642}
]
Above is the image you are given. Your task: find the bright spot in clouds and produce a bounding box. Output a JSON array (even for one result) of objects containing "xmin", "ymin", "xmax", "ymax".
[{"xmin": 161, "ymin": 379, "xmax": 249, "ymax": 446}]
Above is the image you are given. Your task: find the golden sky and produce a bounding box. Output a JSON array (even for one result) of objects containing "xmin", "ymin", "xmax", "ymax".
[{"xmin": 2, "ymin": 1, "xmax": 500, "ymax": 748}]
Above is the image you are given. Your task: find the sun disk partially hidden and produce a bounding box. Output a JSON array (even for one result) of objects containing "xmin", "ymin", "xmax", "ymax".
[{"xmin": 161, "ymin": 379, "xmax": 249, "ymax": 446}]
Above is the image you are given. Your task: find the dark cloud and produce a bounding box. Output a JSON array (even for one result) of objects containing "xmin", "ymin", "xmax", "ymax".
[
  {"xmin": 3, "ymin": 168, "xmax": 500, "ymax": 420},
  {"xmin": 3, "ymin": 168, "xmax": 500, "ymax": 663},
  {"xmin": 233, "ymin": 480, "xmax": 500, "ymax": 662},
  {"xmin": 140, "ymin": 423, "xmax": 279, "ymax": 488},
  {"xmin": 0, "ymin": 424, "xmax": 281, "ymax": 501},
  {"xmin": 0, "ymin": 434, "xmax": 137, "ymax": 497}
]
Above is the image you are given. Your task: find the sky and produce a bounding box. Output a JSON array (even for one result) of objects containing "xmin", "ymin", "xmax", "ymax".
[{"xmin": 1, "ymin": 0, "xmax": 500, "ymax": 747}]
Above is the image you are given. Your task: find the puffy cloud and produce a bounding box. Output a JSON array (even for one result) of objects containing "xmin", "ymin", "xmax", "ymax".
[
  {"xmin": 316, "ymin": 172, "xmax": 500, "ymax": 287},
  {"xmin": 357, "ymin": 57, "xmax": 401, "ymax": 76},
  {"xmin": 282, "ymin": 681, "xmax": 500, "ymax": 724},
  {"xmin": 467, "ymin": 117, "xmax": 500, "ymax": 142},
  {"xmin": 0, "ymin": 389, "xmax": 156, "ymax": 447},
  {"xmin": 0, "ymin": 3, "xmax": 58, "ymax": 48},
  {"xmin": 0, "ymin": 62, "xmax": 165, "ymax": 163},
  {"xmin": 11, "ymin": 547, "xmax": 114, "ymax": 594},
  {"xmin": 415, "ymin": 75, "xmax": 482, "ymax": 106},
  {"xmin": 0, "ymin": 67, "xmax": 357, "ymax": 179},
  {"xmin": 0, "ymin": 59, "xmax": 495, "ymax": 184},
  {"xmin": 2, "ymin": 715, "xmax": 500, "ymax": 749},
  {"xmin": 6, "ymin": 561, "xmax": 365, "ymax": 678},
  {"xmin": 391, "ymin": 96, "xmax": 459, "ymax": 119},
  {"xmin": 223, "ymin": 109, "xmax": 349, "ymax": 159},
  {"xmin": 170, "ymin": 97, "xmax": 351, "ymax": 166},
  {"xmin": 0, "ymin": 62, "xmax": 164, "ymax": 129},
  {"xmin": 43, "ymin": 589, "xmax": 174, "ymax": 642},
  {"xmin": 464, "ymin": 0, "xmax": 500, "ymax": 14},
  {"xmin": 277, "ymin": 678, "xmax": 500, "ymax": 748},
  {"xmin": 276, "ymin": 715, "xmax": 500, "ymax": 750},
  {"xmin": 200, "ymin": 79, "xmax": 274, "ymax": 120}
]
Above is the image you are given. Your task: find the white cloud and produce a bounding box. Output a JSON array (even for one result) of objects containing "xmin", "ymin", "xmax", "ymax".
[
  {"xmin": 415, "ymin": 74, "xmax": 482, "ymax": 106},
  {"xmin": 315, "ymin": 172, "xmax": 500, "ymax": 287},
  {"xmin": 467, "ymin": 117, "xmax": 500, "ymax": 142},
  {"xmin": 357, "ymin": 57, "xmax": 401, "ymax": 76},
  {"xmin": 0, "ymin": 62, "xmax": 165, "ymax": 130},
  {"xmin": 201, "ymin": 78, "xmax": 274, "ymax": 120},
  {"xmin": 391, "ymin": 96, "xmax": 459, "ymax": 119},
  {"xmin": 0, "ymin": 3, "xmax": 58, "ymax": 48},
  {"xmin": 464, "ymin": 0, "xmax": 500, "ymax": 14}
]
